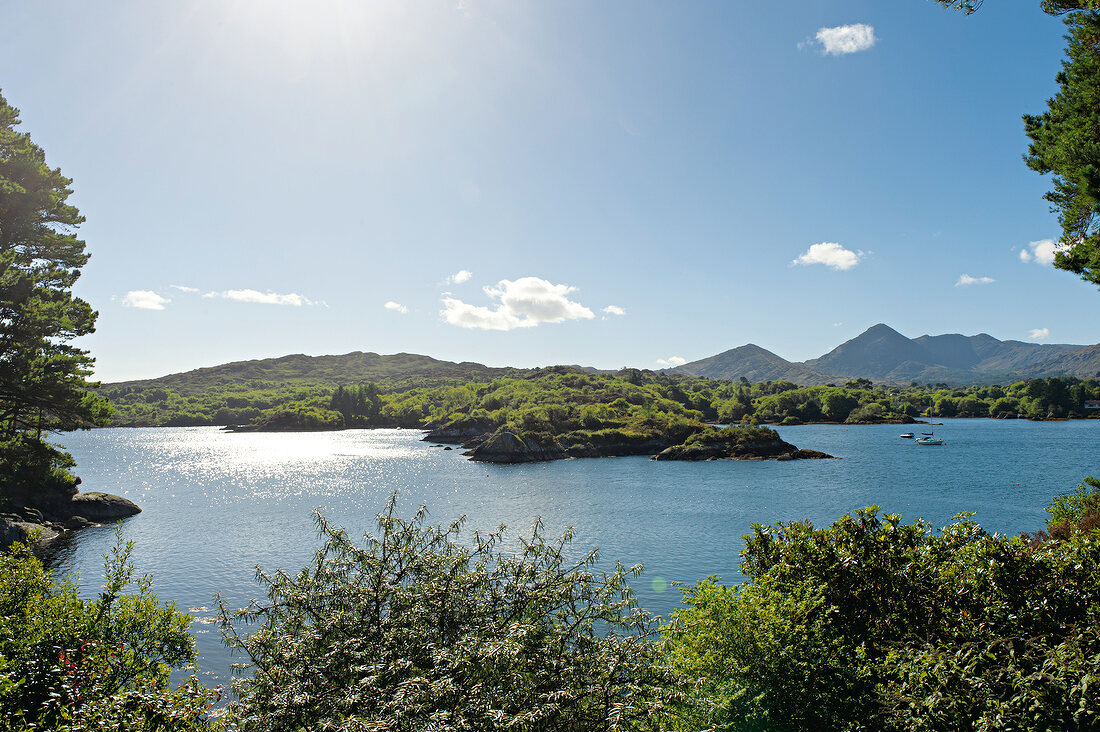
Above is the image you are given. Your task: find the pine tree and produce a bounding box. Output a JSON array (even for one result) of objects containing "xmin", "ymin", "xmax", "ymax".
[{"xmin": 0, "ymin": 91, "xmax": 108, "ymax": 502}]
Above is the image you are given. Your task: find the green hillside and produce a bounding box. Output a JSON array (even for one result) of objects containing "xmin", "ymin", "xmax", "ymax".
[{"xmin": 99, "ymin": 351, "xmax": 527, "ymax": 427}]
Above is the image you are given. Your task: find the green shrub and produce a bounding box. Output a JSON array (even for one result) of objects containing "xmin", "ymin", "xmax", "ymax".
[
  {"xmin": 663, "ymin": 493, "xmax": 1100, "ymax": 731},
  {"xmin": 219, "ymin": 497, "xmax": 677, "ymax": 731},
  {"xmin": 0, "ymin": 532, "xmax": 220, "ymax": 729}
]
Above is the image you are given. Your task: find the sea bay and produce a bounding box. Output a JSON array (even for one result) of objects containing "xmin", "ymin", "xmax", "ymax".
[{"xmin": 47, "ymin": 419, "xmax": 1099, "ymax": 690}]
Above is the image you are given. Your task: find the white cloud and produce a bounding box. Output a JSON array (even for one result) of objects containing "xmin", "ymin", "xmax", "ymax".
[
  {"xmin": 657, "ymin": 356, "xmax": 687, "ymax": 367},
  {"xmin": 1029, "ymin": 327, "xmax": 1050, "ymax": 340},
  {"xmin": 956, "ymin": 274, "xmax": 995, "ymax": 287},
  {"xmin": 170, "ymin": 284, "xmax": 199, "ymax": 293},
  {"xmin": 220, "ymin": 289, "xmax": 314, "ymax": 306},
  {"xmin": 384, "ymin": 301, "xmax": 408, "ymax": 314},
  {"xmin": 121, "ymin": 290, "xmax": 170, "ymax": 310},
  {"xmin": 447, "ymin": 269, "xmax": 473, "ymax": 284},
  {"xmin": 1019, "ymin": 239, "xmax": 1058, "ymax": 266},
  {"xmin": 440, "ymin": 276, "xmax": 595, "ymax": 331},
  {"xmin": 792, "ymin": 242, "xmax": 862, "ymax": 270},
  {"xmin": 814, "ymin": 24, "xmax": 876, "ymax": 55},
  {"xmin": 602, "ymin": 305, "xmax": 626, "ymax": 316}
]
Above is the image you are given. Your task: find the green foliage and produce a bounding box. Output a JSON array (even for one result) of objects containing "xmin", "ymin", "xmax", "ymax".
[
  {"xmin": 219, "ymin": 497, "xmax": 676, "ymax": 731},
  {"xmin": 101, "ymin": 348, "xmax": 1100, "ymax": 434},
  {"xmin": 939, "ymin": 0, "xmax": 1100, "ymax": 286},
  {"xmin": 0, "ymin": 532, "xmax": 220, "ymax": 729},
  {"xmin": 0, "ymin": 433, "xmax": 78, "ymax": 493},
  {"xmin": 682, "ymin": 425, "xmax": 783, "ymax": 448},
  {"xmin": 1024, "ymin": 10, "xmax": 1100, "ymax": 286},
  {"xmin": 99, "ymin": 354, "xmax": 528, "ymax": 427},
  {"xmin": 0, "ymin": 90, "xmax": 109, "ymax": 496},
  {"xmin": 329, "ymin": 382, "xmax": 382, "ymax": 426},
  {"xmin": 1043, "ymin": 476, "xmax": 1100, "ymax": 538},
  {"xmin": 249, "ymin": 403, "xmax": 345, "ymax": 431},
  {"xmin": 664, "ymin": 496, "xmax": 1100, "ymax": 731}
]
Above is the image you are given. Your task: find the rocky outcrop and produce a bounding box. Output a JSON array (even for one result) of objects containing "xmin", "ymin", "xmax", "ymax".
[
  {"xmin": 1, "ymin": 481, "xmax": 141, "ymax": 553},
  {"xmin": 651, "ymin": 443, "xmax": 729, "ymax": 461},
  {"xmin": 777, "ymin": 448, "xmax": 835, "ymax": 460},
  {"xmin": 468, "ymin": 431, "xmax": 567, "ymax": 463},
  {"xmin": 0, "ymin": 517, "xmax": 62, "ymax": 550},
  {"xmin": 653, "ymin": 436, "xmax": 835, "ymax": 461},
  {"xmin": 564, "ymin": 438, "xmax": 669, "ymax": 459},
  {"xmin": 70, "ymin": 492, "xmax": 142, "ymax": 522},
  {"xmin": 424, "ymin": 418, "xmax": 496, "ymax": 445}
]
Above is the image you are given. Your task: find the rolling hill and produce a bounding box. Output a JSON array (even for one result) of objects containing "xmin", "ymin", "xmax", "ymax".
[{"xmin": 103, "ymin": 351, "xmax": 526, "ymax": 396}]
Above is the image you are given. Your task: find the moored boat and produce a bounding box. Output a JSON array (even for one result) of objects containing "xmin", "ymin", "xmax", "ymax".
[{"xmin": 916, "ymin": 402, "xmax": 945, "ymax": 445}]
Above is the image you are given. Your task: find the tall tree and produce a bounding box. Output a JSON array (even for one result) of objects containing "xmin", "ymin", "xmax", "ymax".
[
  {"xmin": 937, "ymin": 1, "xmax": 1100, "ymax": 286},
  {"xmin": 1024, "ymin": 10, "xmax": 1100, "ymax": 286},
  {"xmin": 0, "ymin": 91, "xmax": 108, "ymax": 497}
]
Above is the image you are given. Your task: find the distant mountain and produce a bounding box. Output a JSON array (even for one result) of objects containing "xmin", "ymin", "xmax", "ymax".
[
  {"xmin": 804, "ymin": 324, "xmax": 931, "ymax": 381},
  {"xmin": 105, "ymin": 325, "xmax": 1100, "ymax": 399},
  {"xmin": 103, "ymin": 351, "xmax": 526, "ymax": 395},
  {"xmin": 672, "ymin": 344, "xmax": 838, "ymax": 385},
  {"xmin": 673, "ymin": 324, "xmax": 1100, "ymax": 385}
]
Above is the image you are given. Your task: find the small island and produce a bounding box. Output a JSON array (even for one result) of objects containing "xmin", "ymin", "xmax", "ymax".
[
  {"xmin": 409, "ymin": 369, "xmax": 837, "ymax": 463},
  {"xmin": 445, "ymin": 424, "xmax": 834, "ymax": 463}
]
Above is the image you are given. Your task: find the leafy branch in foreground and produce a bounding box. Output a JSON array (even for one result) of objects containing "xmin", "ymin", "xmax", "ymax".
[
  {"xmin": 218, "ymin": 495, "xmax": 677, "ymax": 731},
  {"xmin": 0, "ymin": 529, "xmax": 219, "ymax": 729}
]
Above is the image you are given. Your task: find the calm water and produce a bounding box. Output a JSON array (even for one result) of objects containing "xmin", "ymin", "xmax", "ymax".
[{"xmin": 46, "ymin": 419, "xmax": 1100, "ymax": 690}]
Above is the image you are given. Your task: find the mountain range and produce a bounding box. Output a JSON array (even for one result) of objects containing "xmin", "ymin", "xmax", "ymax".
[
  {"xmin": 103, "ymin": 324, "xmax": 1100, "ymax": 394},
  {"xmin": 671, "ymin": 324, "xmax": 1100, "ymax": 385}
]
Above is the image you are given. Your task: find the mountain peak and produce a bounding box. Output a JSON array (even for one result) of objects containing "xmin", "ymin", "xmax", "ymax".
[
  {"xmin": 679, "ymin": 324, "xmax": 1096, "ymax": 385},
  {"xmin": 859, "ymin": 323, "xmax": 908, "ymax": 340}
]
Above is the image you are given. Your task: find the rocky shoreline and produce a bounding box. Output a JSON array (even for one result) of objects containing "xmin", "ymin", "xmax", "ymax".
[{"xmin": 1, "ymin": 482, "xmax": 141, "ymax": 554}]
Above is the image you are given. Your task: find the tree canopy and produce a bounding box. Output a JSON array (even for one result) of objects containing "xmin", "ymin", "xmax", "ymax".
[
  {"xmin": 936, "ymin": 1, "xmax": 1100, "ymax": 287},
  {"xmin": 1024, "ymin": 10, "xmax": 1100, "ymax": 286},
  {"xmin": 0, "ymin": 90, "xmax": 108, "ymax": 498}
]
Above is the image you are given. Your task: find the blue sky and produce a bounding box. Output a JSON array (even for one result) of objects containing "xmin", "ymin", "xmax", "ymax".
[{"xmin": 2, "ymin": 0, "xmax": 1095, "ymax": 381}]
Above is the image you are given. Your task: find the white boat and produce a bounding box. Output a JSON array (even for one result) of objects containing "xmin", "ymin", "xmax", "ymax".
[
  {"xmin": 916, "ymin": 403, "xmax": 945, "ymax": 445},
  {"xmin": 900, "ymin": 432, "xmax": 914, "ymax": 439}
]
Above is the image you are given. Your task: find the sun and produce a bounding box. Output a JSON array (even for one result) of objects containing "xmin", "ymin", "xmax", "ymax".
[{"xmin": 212, "ymin": 0, "xmax": 402, "ymax": 81}]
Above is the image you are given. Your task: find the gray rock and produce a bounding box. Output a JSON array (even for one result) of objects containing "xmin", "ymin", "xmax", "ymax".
[
  {"xmin": 0, "ymin": 517, "xmax": 62, "ymax": 551},
  {"xmin": 469, "ymin": 431, "xmax": 566, "ymax": 463},
  {"xmin": 423, "ymin": 418, "xmax": 495, "ymax": 444},
  {"xmin": 70, "ymin": 492, "xmax": 141, "ymax": 522},
  {"xmin": 64, "ymin": 515, "xmax": 94, "ymax": 530}
]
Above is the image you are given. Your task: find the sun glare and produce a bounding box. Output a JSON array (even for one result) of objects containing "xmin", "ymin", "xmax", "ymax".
[{"xmin": 213, "ymin": 0, "xmax": 409, "ymax": 80}]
